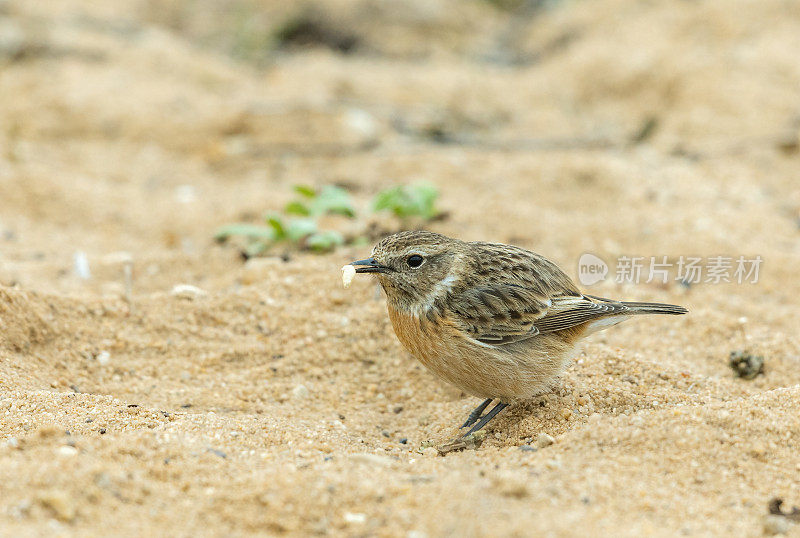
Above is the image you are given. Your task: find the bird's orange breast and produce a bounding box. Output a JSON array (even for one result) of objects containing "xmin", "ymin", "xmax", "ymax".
[
  {"xmin": 385, "ymin": 303, "xmax": 579, "ymax": 401},
  {"xmin": 386, "ymin": 304, "xmax": 458, "ymax": 362},
  {"xmin": 387, "ymin": 305, "xmax": 434, "ymax": 358}
]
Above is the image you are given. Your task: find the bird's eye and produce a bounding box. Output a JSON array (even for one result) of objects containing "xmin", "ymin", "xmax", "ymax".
[{"xmin": 406, "ymin": 255, "xmax": 424, "ymax": 268}]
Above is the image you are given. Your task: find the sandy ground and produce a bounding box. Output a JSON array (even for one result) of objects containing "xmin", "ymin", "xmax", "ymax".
[{"xmin": 2, "ymin": 0, "xmax": 800, "ymax": 536}]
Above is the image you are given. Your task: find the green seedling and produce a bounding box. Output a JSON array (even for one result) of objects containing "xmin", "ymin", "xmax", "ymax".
[
  {"xmin": 215, "ymin": 212, "xmax": 343, "ymax": 256},
  {"xmin": 285, "ymin": 185, "xmax": 356, "ymax": 218},
  {"xmin": 373, "ymin": 182, "xmax": 440, "ymax": 220},
  {"xmin": 216, "ymin": 182, "xmax": 441, "ymax": 257}
]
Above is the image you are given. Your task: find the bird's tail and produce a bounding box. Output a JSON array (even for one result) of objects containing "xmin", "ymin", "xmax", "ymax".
[
  {"xmin": 586, "ymin": 295, "xmax": 688, "ymax": 315},
  {"xmin": 617, "ymin": 300, "xmax": 687, "ymax": 315}
]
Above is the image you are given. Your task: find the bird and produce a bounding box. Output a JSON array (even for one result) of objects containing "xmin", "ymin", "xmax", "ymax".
[{"xmin": 346, "ymin": 230, "xmax": 687, "ymax": 436}]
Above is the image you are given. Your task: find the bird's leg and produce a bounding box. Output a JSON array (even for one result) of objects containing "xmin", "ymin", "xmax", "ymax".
[
  {"xmin": 460, "ymin": 398, "xmax": 493, "ymax": 429},
  {"xmin": 463, "ymin": 401, "xmax": 509, "ymax": 436}
]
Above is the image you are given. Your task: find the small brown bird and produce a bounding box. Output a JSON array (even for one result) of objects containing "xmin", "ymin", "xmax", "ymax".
[{"xmin": 347, "ymin": 231, "xmax": 687, "ymax": 435}]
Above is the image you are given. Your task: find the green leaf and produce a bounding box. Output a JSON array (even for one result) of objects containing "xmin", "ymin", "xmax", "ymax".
[
  {"xmin": 285, "ymin": 218, "xmax": 318, "ymax": 242},
  {"xmin": 372, "ymin": 182, "xmax": 439, "ymax": 219},
  {"xmin": 284, "ymin": 201, "xmax": 310, "ymax": 216},
  {"xmin": 309, "ymin": 185, "xmax": 356, "ymax": 217},
  {"xmin": 410, "ymin": 182, "xmax": 439, "ymax": 219},
  {"xmin": 293, "ymin": 184, "xmax": 317, "ymax": 198},
  {"xmin": 306, "ymin": 230, "xmax": 344, "ymax": 252},
  {"xmin": 266, "ymin": 214, "xmax": 286, "ymax": 239},
  {"xmin": 214, "ymin": 223, "xmax": 277, "ymax": 242},
  {"xmin": 372, "ymin": 186, "xmax": 401, "ymax": 212}
]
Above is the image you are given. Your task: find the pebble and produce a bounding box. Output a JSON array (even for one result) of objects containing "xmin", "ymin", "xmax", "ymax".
[
  {"xmin": 96, "ymin": 351, "xmax": 110, "ymax": 365},
  {"xmin": 536, "ymin": 432, "xmax": 555, "ymax": 449},
  {"xmin": 58, "ymin": 445, "xmax": 78, "ymax": 456},
  {"xmin": 291, "ymin": 385, "xmax": 310, "ymax": 399},
  {"xmin": 207, "ymin": 448, "xmax": 227, "ymax": 459},
  {"xmin": 174, "ymin": 184, "xmax": 197, "ymax": 204},
  {"xmin": 344, "ymin": 108, "xmax": 379, "ymax": 143},
  {"xmin": 344, "ymin": 512, "xmax": 366, "ymax": 524},
  {"xmin": 170, "ymin": 284, "xmax": 207, "ymax": 299},
  {"xmin": 73, "ymin": 251, "xmax": 91, "ymax": 280}
]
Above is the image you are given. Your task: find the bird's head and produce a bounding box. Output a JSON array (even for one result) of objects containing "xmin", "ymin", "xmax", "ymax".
[{"xmin": 348, "ymin": 231, "xmax": 464, "ymax": 311}]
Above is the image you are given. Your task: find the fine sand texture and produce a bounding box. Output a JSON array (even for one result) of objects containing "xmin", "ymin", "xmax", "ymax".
[{"xmin": 2, "ymin": 0, "xmax": 800, "ymax": 536}]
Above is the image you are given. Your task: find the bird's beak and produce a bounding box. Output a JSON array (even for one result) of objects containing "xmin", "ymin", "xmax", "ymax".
[{"xmin": 349, "ymin": 258, "xmax": 392, "ymax": 274}]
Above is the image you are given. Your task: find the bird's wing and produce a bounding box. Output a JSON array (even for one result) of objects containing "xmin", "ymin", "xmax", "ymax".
[
  {"xmin": 449, "ymin": 284, "xmax": 549, "ymax": 345},
  {"xmin": 529, "ymin": 295, "xmax": 630, "ymax": 334},
  {"xmin": 451, "ymin": 287, "xmax": 630, "ymax": 345}
]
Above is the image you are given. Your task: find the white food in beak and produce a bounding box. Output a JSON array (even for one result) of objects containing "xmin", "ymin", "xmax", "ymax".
[{"xmin": 341, "ymin": 264, "xmax": 356, "ymax": 288}]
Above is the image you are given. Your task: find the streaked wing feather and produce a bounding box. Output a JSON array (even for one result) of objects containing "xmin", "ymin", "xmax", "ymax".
[
  {"xmin": 532, "ymin": 297, "xmax": 627, "ymax": 333},
  {"xmin": 452, "ymin": 288, "xmax": 631, "ymax": 344},
  {"xmin": 450, "ymin": 284, "xmax": 549, "ymax": 345}
]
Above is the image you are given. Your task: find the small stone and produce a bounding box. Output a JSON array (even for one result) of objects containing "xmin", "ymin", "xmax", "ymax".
[
  {"xmin": 729, "ymin": 350, "xmax": 764, "ymax": 380},
  {"xmin": 763, "ymin": 515, "xmax": 790, "ymax": 535},
  {"xmin": 175, "ymin": 184, "xmax": 197, "ymax": 204},
  {"xmin": 344, "ymin": 512, "xmax": 366, "ymax": 524},
  {"xmin": 344, "ymin": 108, "xmax": 378, "ymax": 141},
  {"xmin": 73, "ymin": 251, "xmax": 91, "ymax": 280},
  {"xmin": 207, "ymin": 448, "xmax": 227, "ymax": 459},
  {"xmin": 170, "ymin": 284, "xmax": 207, "ymax": 299},
  {"xmin": 58, "ymin": 445, "xmax": 78, "ymax": 456},
  {"xmin": 291, "ymin": 385, "xmax": 310, "ymax": 399},
  {"xmin": 96, "ymin": 351, "xmax": 110, "ymax": 365},
  {"xmin": 536, "ymin": 432, "xmax": 555, "ymax": 448},
  {"xmin": 560, "ymin": 408, "xmax": 573, "ymax": 420}
]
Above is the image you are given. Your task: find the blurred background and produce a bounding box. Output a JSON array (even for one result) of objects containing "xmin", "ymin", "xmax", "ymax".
[
  {"xmin": 2, "ymin": 0, "xmax": 799, "ymax": 295},
  {"xmin": 1, "ymin": 1, "xmax": 800, "ymax": 535}
]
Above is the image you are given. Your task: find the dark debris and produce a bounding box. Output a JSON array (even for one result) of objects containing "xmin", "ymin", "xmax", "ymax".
[
  {"xmin": 729, "ymin": 350, "xmax": 765, "ymax": 380},
  {"xmin": 769, "ymin": 498, "xmax": 800, "ymax": 522}
]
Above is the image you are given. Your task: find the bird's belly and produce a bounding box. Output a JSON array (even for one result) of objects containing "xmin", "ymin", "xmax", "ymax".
[{"xmin": 387, "ymin": 305, "xmax": 574, "ymax": 401}]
